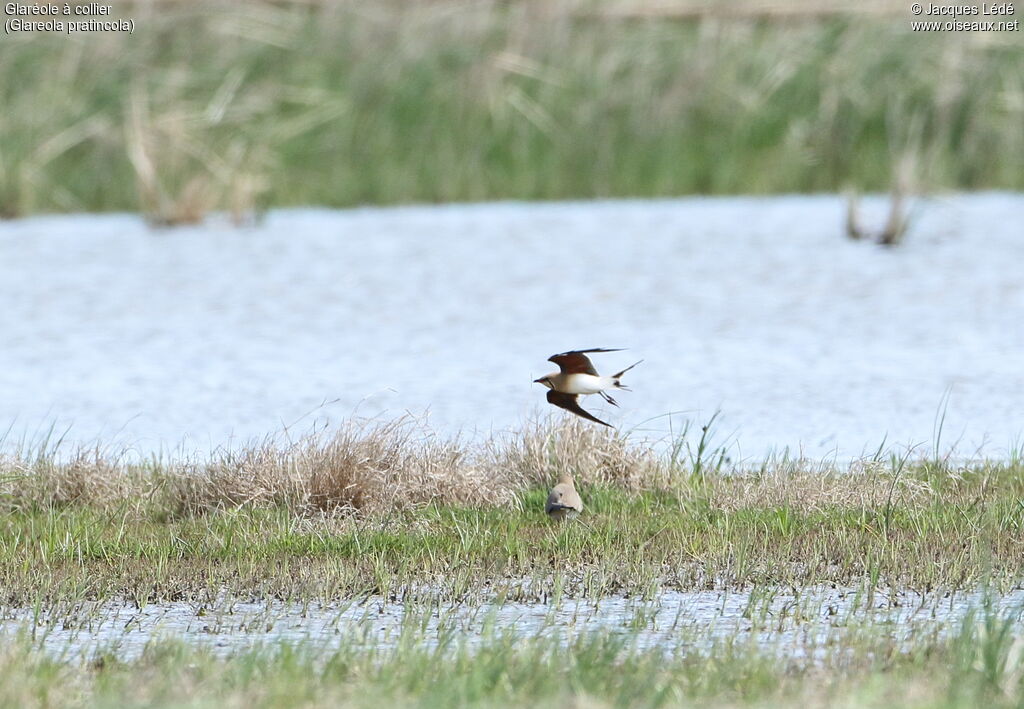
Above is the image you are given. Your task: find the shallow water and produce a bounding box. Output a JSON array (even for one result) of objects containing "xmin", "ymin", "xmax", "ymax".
[
  {"xmin": 2, "ymin": 194, "xmax": 1022, "ymax": 460},
  {"xmin": 5, "ymin": 586, "xmax": 1023, "ymax": 661}
]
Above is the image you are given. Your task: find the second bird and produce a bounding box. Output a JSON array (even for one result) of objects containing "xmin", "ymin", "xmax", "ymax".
[
  {"xmin": 545, "ymin": 472, "xmax": 583, "ymax": 520},
  {"xmin": 534, "ymin": 348, "xmax": 642, "ymax": 427}
]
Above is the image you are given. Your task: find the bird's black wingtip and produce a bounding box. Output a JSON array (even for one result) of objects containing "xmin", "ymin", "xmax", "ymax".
[{"xmin": 549, "ymin": 347, "xmax": 625, "ymax": 360}]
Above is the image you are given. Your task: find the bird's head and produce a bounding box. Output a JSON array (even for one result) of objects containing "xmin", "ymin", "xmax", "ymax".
[{"xmin": 533, "ymin": 376, "xmax": 553, "ymax": 389}]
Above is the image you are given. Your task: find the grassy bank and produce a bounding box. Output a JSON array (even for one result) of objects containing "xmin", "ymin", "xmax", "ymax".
[
  {"xmin": 1, "ymin": 1, "xmax": 1022, "ymax": 220},
  {"xmin": 2, "ymin": 420, "xmax": 1022, "ymax": 603},
  {"xmin": 3, "ymin": 603, "xmax": 1024, "ymax": 708}
]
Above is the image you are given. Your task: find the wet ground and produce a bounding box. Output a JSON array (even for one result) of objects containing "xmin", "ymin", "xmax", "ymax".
[{"xmin": 5, "ymin": 585, "xmax": 1023, "ymax": 661}]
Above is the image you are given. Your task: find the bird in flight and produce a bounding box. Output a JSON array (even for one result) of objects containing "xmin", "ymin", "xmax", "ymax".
[{"xmin": 534, "ymin": 348, "xmax": 642, "ymax": 427}]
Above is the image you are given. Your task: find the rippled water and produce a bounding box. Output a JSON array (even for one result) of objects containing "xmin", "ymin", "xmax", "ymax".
[
  {"xmin": 2, "ymin": 194, "xmax": 1022, "ymax": 460},
  {"xmin": 5, "ymin": 586, "xmax": 1023, "ymax": 661}
]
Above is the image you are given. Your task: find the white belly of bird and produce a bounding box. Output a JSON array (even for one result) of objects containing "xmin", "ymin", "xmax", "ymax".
[{"xmin": 553, "ymin": 373, "xmax": 612, "ymax": 395}]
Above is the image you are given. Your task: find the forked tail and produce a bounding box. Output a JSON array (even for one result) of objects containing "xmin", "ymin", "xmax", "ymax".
[{"xmin": 612, "ymin": 359, "xmax": 643, "ymax": 389}]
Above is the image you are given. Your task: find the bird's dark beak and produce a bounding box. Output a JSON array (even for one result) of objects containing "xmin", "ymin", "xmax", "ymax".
[{"xmin": 533, "ymin": 377, "xmax": 545, "ymax": 384}]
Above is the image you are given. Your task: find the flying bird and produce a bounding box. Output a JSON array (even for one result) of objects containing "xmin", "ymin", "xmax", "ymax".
[{"xmin": 534, "ymin": 348, "xmax": 642, "ymax": 427}]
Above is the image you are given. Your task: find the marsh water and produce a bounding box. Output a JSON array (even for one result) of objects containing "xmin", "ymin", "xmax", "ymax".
[
  {"xmin": 3, "ymin": 194, "xmax": 1024, "ymax": 462},
  {"xmin": 5, "ymin": 586, "xmax": 1023, "ymax": 661}
]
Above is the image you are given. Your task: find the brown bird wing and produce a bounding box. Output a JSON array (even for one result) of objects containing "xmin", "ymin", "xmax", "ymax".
[
  {"xmin": 546, "ymin": 390, "xmax": 611, "ymax": 427},
  {"xmin": 548, "ymin": 348, "xmax": 623, "ymax": 375}
]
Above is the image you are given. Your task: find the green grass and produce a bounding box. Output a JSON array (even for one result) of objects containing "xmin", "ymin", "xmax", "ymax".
[
  {"xmin": 2, "ymin": 424, "xmax": 1023, "ymax": 604},
  {"xmin": 1, "ymin": 1, "xmax": 1022, "ymax": 219}
]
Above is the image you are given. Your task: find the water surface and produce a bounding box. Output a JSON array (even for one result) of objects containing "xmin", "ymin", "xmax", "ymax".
[
  {"xmin": 2, "ymin": 194, "xmax": 1022, "ymax": 460},
  {"xmin": 5, "ymin": 586, "xmax": 1022, "ymax": 661}
]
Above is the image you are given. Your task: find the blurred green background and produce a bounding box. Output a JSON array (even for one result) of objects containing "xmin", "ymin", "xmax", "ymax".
[{"xmin": 1, "ymin": 0, "xmax": 1021, "ymax": 220}]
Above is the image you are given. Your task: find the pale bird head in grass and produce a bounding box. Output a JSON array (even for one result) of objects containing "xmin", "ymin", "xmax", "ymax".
[
  {"xmin": 534, "ymin": 348, "xmax": 642, "ymax": 427},
  {"xmin": 545, "ymin": 471, "xmax": 583, "ymax": 521}
]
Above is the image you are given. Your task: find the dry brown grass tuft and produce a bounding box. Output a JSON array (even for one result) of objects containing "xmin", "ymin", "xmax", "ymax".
[
  {"xmin": 170, "ymin": 417, "xmax": 521, "ymax": 514},
  {"xmin": 0, "ymin": 448, "xmax": 149, "ymax": 510},
  {"xmin": 1, "ymin": 416, "xmax": 1013, "ymax": 521},
  {"xmin": 0, "ymin": 418, "xmax": 670, "ymax": 515},
  {"xmin": 495, "ymin": 418, "xmax": 668, "ymax": 490}
]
